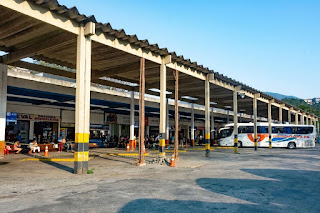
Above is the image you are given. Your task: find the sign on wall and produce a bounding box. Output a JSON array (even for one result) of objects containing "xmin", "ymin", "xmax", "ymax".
[
  {"xmin": 105, "ymin": 113, "xmax": 117, "ymax": 124},
  {"xmin": 6, "ymin": 112, "xmax": 18, "ymax": 123},
  {"xmin": 15, "ymin": 113, "xmax": 60, "ymax": 122}
]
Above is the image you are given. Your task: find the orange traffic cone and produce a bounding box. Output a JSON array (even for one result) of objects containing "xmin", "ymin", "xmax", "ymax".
[
  {"xmin": 170, "ymin": 154, "xmax": 175, "ymax": 167},
  {"xmin": 44, "ymin": 145, "xmax": 49, "ymax": 157},
  {"xmin": 142, "ymin": 145, "xmax": 146, "ymax": 154},
  {"xmin": 126, "ymin": 143, "xmax": 130, "ymax": 152}
]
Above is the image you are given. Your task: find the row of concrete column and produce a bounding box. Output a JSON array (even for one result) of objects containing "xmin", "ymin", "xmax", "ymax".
[{"xmin": 1, "ymin": 22, "xmax": 319, "ymax": 172}]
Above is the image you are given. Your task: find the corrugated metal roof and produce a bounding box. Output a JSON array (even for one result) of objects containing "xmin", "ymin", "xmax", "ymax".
[{"xmin": 16, "ymin": 0, "xmax": 316, "ymax": 117}]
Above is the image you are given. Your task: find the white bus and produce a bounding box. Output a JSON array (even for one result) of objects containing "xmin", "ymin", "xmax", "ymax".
[{"xmin": 217, "ymin": 123, "xmax": 316, "ymax": 149}]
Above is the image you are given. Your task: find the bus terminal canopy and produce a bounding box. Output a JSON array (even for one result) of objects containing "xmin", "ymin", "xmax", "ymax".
[
  {"xmin": 0, "ymin": 0, "xmax": 315, "ymax": 121},
  {"xmin": 0, "ymin": 0, "xmax": 318, "ymax": 173}
]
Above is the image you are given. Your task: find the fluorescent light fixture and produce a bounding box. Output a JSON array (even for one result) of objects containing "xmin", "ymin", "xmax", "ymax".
[
  {"xmin": 210, "ymin": 102, "xmax": 217, "ymax": 105},
  {"xmin": 148, "ymin": 88, "xmax": 172, "ymax": 95},
  {"xmin": 225, "ymin": 106, "xmax": 232, "ymax": 109},
  {"xmin": 100, "ymin": 77, "xmax": 138, "ymax": 87},
  {"xmin": 181, "ymin": 96, "xmax": 198, "ymax": 101}
]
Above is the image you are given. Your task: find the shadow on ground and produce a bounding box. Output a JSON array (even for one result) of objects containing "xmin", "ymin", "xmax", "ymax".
[
  {"xmin": 119, "ymin": 169, "xmax": 320, "ymax": 213},
  {"xmin": 10, "ymin": 169, "xmax": 320, "ymax": 213},
  {"xmin": 39, "ymin": 160, "xmax": 74, "ymax": 173}
]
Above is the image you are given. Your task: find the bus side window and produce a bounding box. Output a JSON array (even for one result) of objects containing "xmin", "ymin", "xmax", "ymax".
[
  {"xmin": 306, "ymin": 127, "xmax": 313, "ymax": 134},
  {"xmin": 291, "ymin": 127, "xmax": 297, "ymax": 134},
  {"xmin": 246, "ymin": 126, "xmax": 254, "ymax": 134},
  {"xmin": 284, "ymin": 127, "xmax": 292, "ymax": 134},
  {"xmin": 296, "ymin": 127, "xmax": 313, "ymax": 134},
  {"xmin": 273, "ymin": 126, "xmax": 284, "ymax": 133},
  {"xmin": 258, "ymin": 126, "xmax": 267, "ymax": 133},
  {"xmin": 272, "ymin": 127, "xmax": 277, "ymax": 134}
]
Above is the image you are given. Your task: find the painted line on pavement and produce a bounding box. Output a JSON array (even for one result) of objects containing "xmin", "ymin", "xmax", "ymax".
[
  {"xmin": 106, "ymin": 153, "xmax": 149, "ymax": 157},
  {"xmin": 20, "ymin": 157, "xmax": 95, "ymax": 162},
  {"xmin": 215, "ymin": 147, "xmax": 234, "ymax": 149}
]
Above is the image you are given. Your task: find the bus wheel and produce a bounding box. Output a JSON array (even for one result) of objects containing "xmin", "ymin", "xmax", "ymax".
[
  {"xmin": 238, "ymin": 141, "xmax": 243, "ymax": 148},
  {"xmin": 287, "ymin": 142, "xmax": 296, "ymax": 149}
]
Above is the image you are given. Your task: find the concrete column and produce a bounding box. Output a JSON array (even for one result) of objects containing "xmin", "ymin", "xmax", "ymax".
[
  {"xmin": 205, "ymin": 75, "xmax": 211, "ymax": 157},
  {"xmin": 306, "ymin": 116, "xmax": 309, "ymax": 125},
  {"xmin": 288, "ymin": 108, "xmax": 292, "ymax": 124},
  {"xmin": 253, "ymin": 94, "xmax": 259, "ymax": 151},
  {"xmin": 268, "ymin": 101, "xmax": 273, "ymax": 149},
  {"xmin": 186, "ymin": 124, "xmax": 190, "ymax": 148},
  {"xmin": 110, "ymin": 124, "xmax": 114, "ymax": 137},
  {"xmin": 74, "ymin": 23, "xmax": 94, "ymax": 174},
  {"xmin": 0, "ymin": 64, "xmax": 7, "ymax": 158},
  {"xmin": 279, "ymin": 105, "xmax": 283, "ymax": 124},
  {"xmin": 295, "ymin": 112, "xmax": 299, "ymax": 125},
  {"xmin": 146, "ymin": 125, "xmax": 150, "ymax": 137},
  {"xmin": 317, "ymin": 118, "xmax": 320, "ymax": 137},
  {"xmin": 301, "ymin": 114, "xmax": 305, "ymax": 125},
  {"xmin": 130, "ymin": 91, "xmax": 135, "ymax": 150},
  {"xmin": 233, "ymin": 88, "xmax": 239, "ymax": 154},
  {"xmin": 227, "ymin": 110, "xmax": 230, "ymax": 124},
  {"xmin": 191, "ymin": 103, "xmax": 195, "ymax": 147},
  {"xmin": 29, "ymin": 120, "xmax": 34, "ymax": 141},
  {"xmin": 210, "ymin": 107, "xmax": 215, "ymax": 144},
  {"xmin": 166, "ymin": 98, "xmax": 169, "ymax": 147},
  {"xmin": 159, "ymin": 56, "xmax": 171, "ymax": 156}
]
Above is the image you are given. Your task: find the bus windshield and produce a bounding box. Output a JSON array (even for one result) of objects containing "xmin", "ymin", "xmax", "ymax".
[{"xmin": 218, "ymin": 127, "xmax": 233, "ymax": 139}]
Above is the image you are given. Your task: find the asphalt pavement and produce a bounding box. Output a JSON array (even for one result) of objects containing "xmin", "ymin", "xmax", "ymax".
[{"xmin": 0, "ymin": 145, "xmax": 319, "ymax": 213}]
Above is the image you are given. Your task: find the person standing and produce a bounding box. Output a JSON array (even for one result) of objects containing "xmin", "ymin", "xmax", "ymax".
[
  {"xmin": 17, "ymin": 131, "xmax": 22, "ymax": 143},
  {"xmin": 58, "ymin": 134, "xmax": 64, "ymax": 152}
]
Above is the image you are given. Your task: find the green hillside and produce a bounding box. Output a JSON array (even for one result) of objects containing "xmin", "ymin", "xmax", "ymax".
[{"xmin": 282, "ymin": 98, "xmax": 320, "ymax": 117}]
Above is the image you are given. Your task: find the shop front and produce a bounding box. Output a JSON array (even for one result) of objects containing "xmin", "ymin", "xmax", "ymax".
[
  {"xmin": 6, "ymin": 113, "xmax": 60, "ymax": 144},
  {"xmin": 32, "ymin": 115, "xmax": 60, "ymax": 143},
  {"xmin": 5, "ymin": 112, "xmax": 29, "ymax": 143},
  {"xmin": 148, "ymin": 117, "xmax": 159, "ymax": 137},
  {"xmin": 60, "ymin": 122, "xmax": 75, "ymax": 141}
]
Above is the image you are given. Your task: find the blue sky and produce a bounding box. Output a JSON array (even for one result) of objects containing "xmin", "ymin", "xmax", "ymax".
[{"xmin": 59, "ymin": 0, "xmax": 320, "ymax": 99}]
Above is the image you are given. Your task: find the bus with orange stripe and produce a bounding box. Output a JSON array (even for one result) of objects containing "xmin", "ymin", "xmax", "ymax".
[{"xmin": 217, "ymin": 123, "xmax": 316, "ymax": 149}]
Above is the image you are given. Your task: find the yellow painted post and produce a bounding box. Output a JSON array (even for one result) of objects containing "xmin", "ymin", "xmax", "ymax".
[
  {"xmin": 268, "ymin": 100, "xmax": 273, "ymax": 149},
  {"xmin": 205, "ymin": 74, "xmax": 211, "ymax": 157},
  {"xmin": 0, "ymin": 64, "xmax": 7, "ymax": 159},
  {"xmin": 191, "ymin": 103, "xmax": 195, "ymax": 147},
  {"xmin": 253, "ymin": 94, "xmax": 259, "ymax": 151},
  {"xmin": 159, "ymin": 56, "xmax": 171, "ymax": 157},
  {"xmin": 74, "ymin": 22, "xmax": 94, "ymax": 174},
  {"xmin": 233, "ymin": 87, "xmax": 240, "ymax": 154},
  {"xmin": 130, "ymin": 91, "xmax": 135, "ymax": 150}
]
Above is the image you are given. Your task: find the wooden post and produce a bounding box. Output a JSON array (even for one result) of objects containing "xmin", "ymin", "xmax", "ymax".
[
  {"xmin": 138, "ymin": 57, "xmax": 145, "ymax": 165},
  {"xmin": 174, "ymin": 70, "xmax": 179, "ymax": 160}
]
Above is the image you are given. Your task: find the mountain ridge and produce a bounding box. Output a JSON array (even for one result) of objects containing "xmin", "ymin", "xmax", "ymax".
[{"xmin": 264, "ymin": 92, "xmax": 300, "ymax": 100}]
